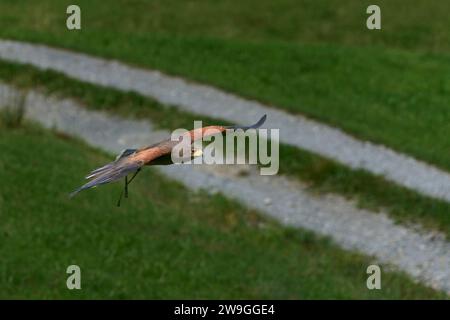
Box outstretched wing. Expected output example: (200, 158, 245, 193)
(70, 142, 173, 197)
(83, 148, 137, 180)
(70, 156, 144, 197)
(70, 116, 267, 197)
(226, 114, 267, 131)
(187, 114, 267, 141)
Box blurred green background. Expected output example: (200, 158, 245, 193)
(0, 0, 448, 299)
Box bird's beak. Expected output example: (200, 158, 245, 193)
(193, 148, 203, 157)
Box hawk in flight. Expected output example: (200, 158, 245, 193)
(70, 115, 266, 205)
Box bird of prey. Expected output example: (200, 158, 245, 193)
(70, 115, 266, 205)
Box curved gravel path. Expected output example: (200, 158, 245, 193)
(0, 40, 449, 203)
(1, 83, 449, 294)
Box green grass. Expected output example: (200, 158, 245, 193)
(0, 1, 450, 173)
(0, 119, 446, 299)
(2, 0, 450, 52)
(2, 60, 450, 238)
(0, 0, 448, 300)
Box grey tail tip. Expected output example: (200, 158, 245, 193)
(229, 114, 267, 130)
(255, 114, 267, 127)
(69, 185, 88, 198)
(69, 189, 81, 198)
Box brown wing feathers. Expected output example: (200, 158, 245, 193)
(70, 115, 266, 196)
(186, 114, 267, 142)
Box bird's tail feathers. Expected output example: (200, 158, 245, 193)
(70, 159, 143, 197)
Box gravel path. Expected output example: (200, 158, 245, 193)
(1, 83, 449, 294)
(0, 40, 449, 203)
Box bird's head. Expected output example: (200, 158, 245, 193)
(191, 147, 203, 158)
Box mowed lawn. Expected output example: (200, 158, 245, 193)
(3, 62, 450, 237)
(0, 120, 446, 299)
(0, 0, 450, 171)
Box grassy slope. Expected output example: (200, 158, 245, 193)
(2, 0, 450, 51)
(2, 61, 450, 237)
(0, 1, 449, 171)
(0, 120, 446, 299)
